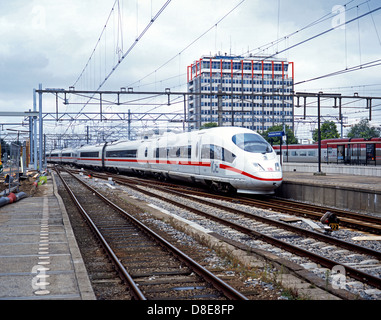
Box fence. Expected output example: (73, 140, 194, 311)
(1, 143, 21, 195)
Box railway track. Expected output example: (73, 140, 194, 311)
(73, 169, 381, 299)
(82, 169, 381, 235)
(55, 168, 248, 300)
(240, 197, 381, 235)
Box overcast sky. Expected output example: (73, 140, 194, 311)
(1, 0, 381, 140)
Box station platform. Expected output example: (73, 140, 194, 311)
(282, 162, 381, 177)
(0, 174, 95, 300)
(276, 169, 381, 215)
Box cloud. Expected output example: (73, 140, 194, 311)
(1, 0, 380, 131)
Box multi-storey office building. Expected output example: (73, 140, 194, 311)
(187, 55, 294, 131)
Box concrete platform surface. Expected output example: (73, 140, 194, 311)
(0, 175, 95, 300)
(282, 162, 381, 178)
(277, 171, 381, 214)
(283, 171, 381, 193)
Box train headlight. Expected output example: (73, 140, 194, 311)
(275, 163, 281, 171)
(253, 163, 265, 172)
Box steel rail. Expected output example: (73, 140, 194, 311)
(158, 186, 381, 260)
(78, 171, 381, 259)
(83, 170, 381, 235)
(55, 169, 147, 300)
(180, 188, 381, 234)
(166, 183, 381, 235)
(62, 169, 248, 300)
(111, 176, 381, 291)
(268, 198, 381, 229)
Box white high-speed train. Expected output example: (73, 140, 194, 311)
(47, 127, 283, 194)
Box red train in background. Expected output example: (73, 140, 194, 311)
(273, 137, 381, 165)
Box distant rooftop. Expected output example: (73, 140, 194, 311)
(200, 53, 287, 62)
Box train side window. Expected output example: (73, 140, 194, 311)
(145, 148, 148, 157)
(80, 152, 99, 158)
(179, 146, 192, 159)
(212, 145, 220, 160)
(224, 149, 236, 163)
(155, 147, 167, 159)
(201, 144, 218, 160)
(201, 144, 236, 163)
(308, 151, 316, 157)
(201, 145, 210, 159)
(168, 147, 180, 158)
(106, 150, 137, 158)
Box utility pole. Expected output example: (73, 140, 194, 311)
(295, 92, 344, 176)
(316, 92, 324, 175)
(33, 89, 38, 171)
(39, 83, 43, 172)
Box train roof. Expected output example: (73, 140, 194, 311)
(60, 147, 77, 153)
(115, 126, 261, 144)
(49, 149, 62, 154)
(196, 126, 259, 135)
(106, 139, 143, 149)
(76, 144, 104, 151)
(273, 137, 381, 149)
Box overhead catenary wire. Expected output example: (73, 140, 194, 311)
(55, 0, 381, 142)
(72, 0, 120, 88)
(367, 1, 381, 49)
(130, 0, 380, 95)
(64, 0, 172, 136)
(246, 0, 360, 58)
(294, 58, 381, 86)
(261, 5, 381, 62)
(127, 0, 246, 88)
(97, 0, 172, 92)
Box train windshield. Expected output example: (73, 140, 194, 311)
(232, 133, 273, 154)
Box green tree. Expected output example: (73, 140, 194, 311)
(199, 122, 218, 130)
(312, 121, 340, 142)
(346, 119, 381, 139)
(261, 125, 298, 145)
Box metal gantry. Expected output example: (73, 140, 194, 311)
(294, 91, 381, 174)
(1, 86, 380, 173)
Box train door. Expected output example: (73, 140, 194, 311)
(101, 142, 108, 170)
(140, 141, 151, 171)
(199, 134, 221, 178)
(194, 140, 200, 176)
(194, 132, 205, 176)
(184, 133, 194, 175)
(366, 143, 376, 165)
(353, 144, 360, 164)
(337, 145, 345, 164)
(345, 144, 351, 164)
(199, 135, 210, 176)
